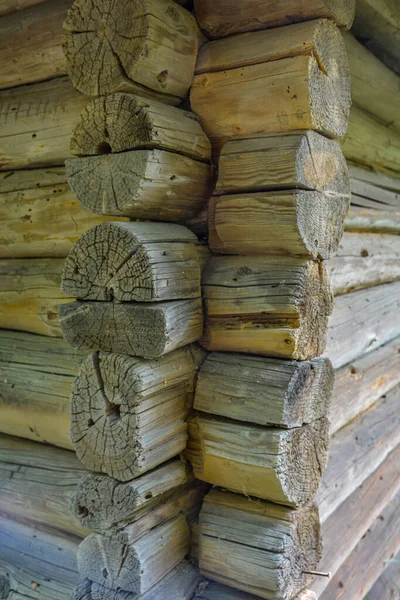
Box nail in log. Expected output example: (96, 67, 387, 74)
(62, 0, 200, 102)
(199, 490, 322, 600)
(191, 19, 351, 143)
(70, 348, 200, 480)
(202, 256, 333, 360)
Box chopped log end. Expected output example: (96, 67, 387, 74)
(70, 350, 197, 480)
(66, 151, 212, 221)
(199, 490, 322, 599)
(70, 93, 211, 161)
(186, 416, 330, 506)
(209, 191, 349, 260)
(77, 516, 190, 594)
(61, 221, 200, 302)
(62, 0, 199, 100)
(59, 298, 203, 359)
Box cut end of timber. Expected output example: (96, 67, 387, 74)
(62, 0, 199, 100)
(61, 221, 200, 302)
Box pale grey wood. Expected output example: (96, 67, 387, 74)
(349, 165, 400, 193)
(344, 205, 400, 234)
(195, 583, 317, 600)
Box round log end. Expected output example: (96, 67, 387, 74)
(325, 0, 355, 29)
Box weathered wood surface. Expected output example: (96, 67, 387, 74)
(328, 232, 400, 295)
(344, 33, 400, 134)
(349, 164, 400, 194)
(199, 490, 322, 600)
(60, 298, 203, 359)
(350, 179, 400, 212)
(320, 490, 400, 600)
(311, 445, 400, 596)
(325, 280, 400, 368)
(331, 336, 400, 434)
(63, 0, 200, 102)
(0, 168, 127, 259)
(78, 516, 189, 594)
(191, 20, 350, 142)
(0, 77, 88, 171)
(0, 0, 49, 16)
(202, 257, 333, 359)
(194, 353, 333, 427)
(215, 131, 350, 197)
(317, 384, 400, 522)
(0, 434, 87, 537)
(352, 0, 400, 76)
(0, 330, 84, 449)
(0, 517, 80, 598)
(73, 561, 200, 600)
(209, 191, 349, 259)
(344, 205, 400, 234)
(0, 0, 69, 91)
(70, 94, 211, 162)
(365, 548, 400, 600)
(187, 414, 329, 506)
(0, 258, 71, 336)
(193, 0, 355, 37)
(61, 222, 200, 302)
(342, 107, 400, 177)
(70, 348, 199, 480)
(194, 583, 318, 600)
(72, 461, 190, 533)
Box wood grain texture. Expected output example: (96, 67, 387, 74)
(60, 298, 203, 359)
(317, 384, 400, 522)
(0, 0, 49, 16)
(193, 0, 355, 37)
(350, 179, 400, 212)
(331, 336, 400, 434)
(0, 0, 69, 90)
(194, 353, 333, 427)
(70, 348, 199, 480)
(325, 280, 400, 368)
(78, 516, 190, 594)
(0, 258, 71, 336)
(311, 445, 400, 596)
(209, 191, 349, 259)
(344, 205, 400, 234)
(328, 232, 400, 295)
(0, 77, 88, 171)
(349, 164, 400, 193)
(199, 490, 322, 600)
(61, 222, 200, 302)
(0, 168, 127, 259)
(202, 256, 333, 360)
(194, 584, 318, 600)
(0, 330, 84, 449)
(62, 0, 200, 102)
(186, 414, 329, 506)
(0, 434, 88, 538)
(365, 548, 400, 600)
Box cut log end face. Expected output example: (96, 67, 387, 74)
(61, 221, 200, 302)
(62, 0, 199, 100)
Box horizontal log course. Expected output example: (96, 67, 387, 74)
(70, 347, 200, 480)
(0, 0, 48, 16)
(61, 222, 200, 302)
(320, 490, 400, 600)
(62, 0, 200, 102)
(344, 205, 400, 234)
(201, 256, 333, 359)
(352, 0, 400, 76)
(194, 353, 333, 427)
(59, 298, 203, 358)
(0, 517, 80, 598)
(78, 515, 190, 594)
(0, 258, 71, 337)
(350, 180, 400, 213)
(328, 232, 400, 295)
(349, 164, 400, 194)
(331, 336, 400, 434)
(0, 167, 128, 259)
(325, 280, 400, 368)
(209, 191, 349, 259)
(365, 548, 400, 600)
(215, 131, 350, 198)
(343, 33, 400, 134)
(0, 77, 88, 171)
(0, 0, 69, 91)
(199, 489, 322, 600)
(317, 383, 400, 522)
(0, 330, 84, 449)
(186, 414, 329, 506)
(194, 583, 318, 600)
(73, 561, 200, 600)
(311, 444, 400, 596)
(193, 0, 355, 37)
